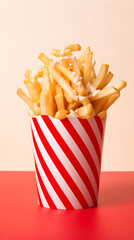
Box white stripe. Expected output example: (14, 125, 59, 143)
(68, 117, 100, 174)
(31, 119, 82, 209)
(38, 116, 94, 205)
(34, 145, 66, 209)
(87, 117, 102, 150)
(49, 116, 98, 198)
(35, 172, 49, 208)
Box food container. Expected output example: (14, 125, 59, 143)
(30, 115, 106, 209)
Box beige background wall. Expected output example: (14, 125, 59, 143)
(0, 0, 133, 171)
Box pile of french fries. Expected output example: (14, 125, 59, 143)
(17, 44, 127, 120)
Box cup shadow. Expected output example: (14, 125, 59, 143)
(98, 176, 134, 207)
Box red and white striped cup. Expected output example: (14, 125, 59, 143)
(30, 115, 106, 210)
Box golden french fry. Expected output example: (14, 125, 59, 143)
(49, 65, 77, 101)
(67, 101, 82, 113)
(71, 59, 81, 76)
(102, 91, 120, 111)
(55, 63, 87, 96)
(55, 85, 63, 95)
(67, 110, 79, 117)
(91, 68, 96, 80)
(55, 94, 65, 110)
(97, 111, 107, 120)
(91, 64, 109, 89)
(90, 86, 117, 102)
(33, 103, 41, 115)
(79, 62, 96, 81)
(51, 49, 72, 57)
(76, 103, 95, 119)
(99, 71, 114, 89)
(38, 53, 50, 65)
(83, 53, 93, 86)
(113, 80, 127, 91)
(40, 90, 53, 116)
(92, 97, 107, 114)
(71, 82, 87, 96)
(79, 96, 90, 106)
(65, 44, 81, 51)
(24, 69, 31, 79)
(38, 67, 46, 77)
(16, 88, 34, 109)
(93, 90, 120, 114)
(64, 92, 74, 103)
(55, 110, 67, 119)
(56, 63, 76, 82)
(28, 108, 37, 117)
(34, 78, 42, 93)
(24, 79, 40, 102)
(78, 47, 91, 64)
(43, 67, 54, 115)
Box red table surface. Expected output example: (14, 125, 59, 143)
(0, 172, 134, 240)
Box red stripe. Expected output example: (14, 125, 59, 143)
(61, 118, 99, 188)
(32, 118, 89, 209)
(78, 118, 101, 164)
(42, 116, 97, 206)
(35, 162, 57, 209)
(94, 116, 103, 138)
(32, 130, 74, 209)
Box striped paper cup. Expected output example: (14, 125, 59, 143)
(30, 115, 106, 210)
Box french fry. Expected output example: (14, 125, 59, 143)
(79, 61, 96, 80)
(55, 63, 87, 96)
(49, 65, 77, 101)
(93, 90, 120, 114)
(40, 90, 53, 116)
(83, 53, 93, 86)
(91, 64, 109, 89)
(101, 91, 120, 111)
(99, 71, 114, 89)
(71, 59, 81, 76)
(34, 78, 42, 93)
(38, 67, 46, 77)
(28, 108, 37, 117)
(78, 47, 91, 64)
(91, 68, 96, 80)
(65, 44, 81, 51)
(55, 85, 63, 95)
(56, 63, 76, 82)
(67, 101, 82, 113)
(33, 103, 41, 115)
(71, 82, 87, 96)
(55, 110, 67, 119)
(16, 88, 34, 109)
(64, 91, 74, 103)
(24, 78, 40, 102)
(55, 94, 65, 110)
(17, 44, 127, 120)
(90, 87, 117, 102)
(38, 52, 50, 65)
(79, 96, 90, 106)
(92, 97, 107, 114)
(97, 111, 107, 120)
(76, 103, 94, 119)
(24, 69, 31, 79)
(43, 67, 54, 116)
(113, 80, 127, 91)
(51, 49, 72, 57)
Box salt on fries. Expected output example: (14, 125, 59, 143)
(17, 44, 127, 120)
